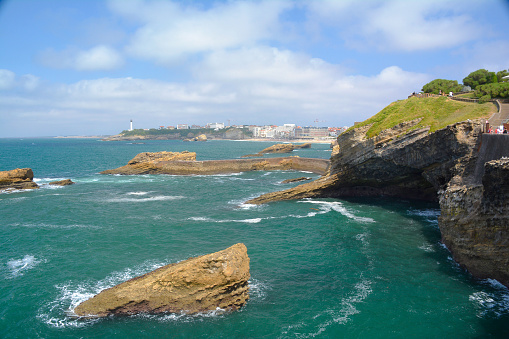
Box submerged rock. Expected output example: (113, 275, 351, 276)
(49, 179, 74, 186)
(0, 168, 38, 191)
(73, 243, 250, 318)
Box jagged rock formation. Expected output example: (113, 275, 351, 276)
(242, 143, 311, 157)
(73, 243, 250, 318)
(101, 151, 329, 175)
(281, 177, 311, 184)
(0, 168, 39, 191)
(49, 179, 74, 186)
(248, 118, 478, 204)
(101, 151, 197, 175)
(246, 119, 509, 287)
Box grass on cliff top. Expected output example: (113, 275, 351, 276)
(354, 96, 496, 138)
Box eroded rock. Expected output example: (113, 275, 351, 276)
(73, 243, 250, 318)
(0, 168, 38, 191)
(242, 143, 311, 157)
(49, 179, 74, 186)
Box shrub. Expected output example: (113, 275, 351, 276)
(478, 95, 491, 104)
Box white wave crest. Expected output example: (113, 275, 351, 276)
(6, 255, 43, 278)
(105, 195, 184, 203)
(299, 200, 375, 223)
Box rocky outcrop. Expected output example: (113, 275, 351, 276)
(0, 168, 38, 191)
(248, 119, 479, 204)
(101, 151, 330, 175)
(49, 179, 74, 186)
(184, 134, 207, 142)
(281, 177, 311, 184)
(242, 143, 311, 157)
(439, 158, 509, 287)
(73, 243, 250, 318)
(101, 151, 197, 175)
(246, 119, 509, 287)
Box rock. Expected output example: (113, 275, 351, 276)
(281, 177, 311, 184)
(101, 152, 330, 176)
(242, 143, 311, 157)
(196, 134, 207, 142)
(49, 179, 74, 186)
(0, 168, 39, 191)
(73, 243, 250, 318)
(246, 119, 509, 287)
(101, 151, 197, 175)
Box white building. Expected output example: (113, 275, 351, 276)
(207, 122, 225, 129)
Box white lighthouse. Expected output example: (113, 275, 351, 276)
(129, 119, 133, 131)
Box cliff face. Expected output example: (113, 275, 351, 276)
(247, 119, 509, 287)
(439, 159, 509, 286)
(248, 119, 480, 204)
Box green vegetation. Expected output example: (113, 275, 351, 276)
(353, 96, 496, 138)
(421, 79, 462, 94)
(475, 82, 509, 99)
(463, 69, 497, 89)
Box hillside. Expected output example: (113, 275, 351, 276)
(353, 96, 496, 138)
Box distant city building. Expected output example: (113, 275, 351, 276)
(177, 124, 189, 130)
(294, 127, 329, 138)
(207, 122, 225, 129)
(191, 124, 203, 129)
(129, 119, 133, 131)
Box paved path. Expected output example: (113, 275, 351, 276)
(488, 101, 509, 127)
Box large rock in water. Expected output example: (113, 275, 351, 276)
(73, 243, 250, 318)
(101, 151, 197, 175)
(0, 168, 39, 191)
(242, 143, 311, 157)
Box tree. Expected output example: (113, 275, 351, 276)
(421, 79, 463, 94)
(475, 82, 509, 99)
(497, 69, 509, 82)
(463, 69, 496, 89)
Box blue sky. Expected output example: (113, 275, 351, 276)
(1, 0, 508, 137)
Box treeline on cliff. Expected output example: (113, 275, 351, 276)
(422, 68, 509, 101)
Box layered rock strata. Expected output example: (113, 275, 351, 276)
(242, 143, 311, 157)
(0, 168, 39, 191)
(101, 152, 329, 175)
(73, 243, 250, 318)
(246, 119, 509, 287)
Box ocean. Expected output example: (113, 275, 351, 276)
(1, 138, 508, 338)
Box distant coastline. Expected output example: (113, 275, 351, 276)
(53, 135, 335, 144)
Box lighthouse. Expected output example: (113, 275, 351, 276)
(129, 119, 133, 131)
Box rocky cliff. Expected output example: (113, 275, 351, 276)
(0, 168, 39, 191)
(247, 119, 509, 287)
(73, 243, 250, 317)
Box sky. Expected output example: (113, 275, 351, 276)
(0, 0, 508, 137)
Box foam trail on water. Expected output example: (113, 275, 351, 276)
(6, 255, 43, 278)
(299, 200, 375, 223)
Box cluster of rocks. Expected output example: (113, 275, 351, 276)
(0, 168, 39, 191)
(184, 134, 207, 142)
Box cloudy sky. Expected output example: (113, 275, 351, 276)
(1, 0, 508, 137)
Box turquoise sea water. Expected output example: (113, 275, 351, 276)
(1, 138, 508, 338)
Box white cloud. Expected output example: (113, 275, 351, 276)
(108, 0, 291, 63)
(307, 0, 484, 52)
(38, 45, 124, 71)
(0, 69, 16, 90)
